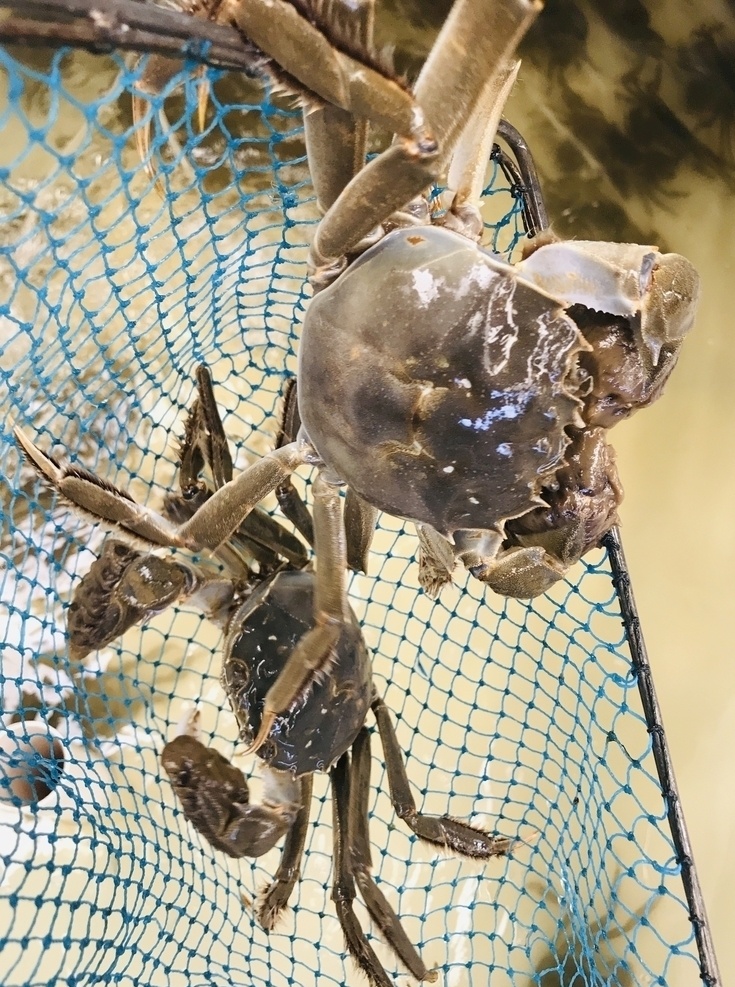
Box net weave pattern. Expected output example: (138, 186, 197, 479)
(0, 45, 702, 987)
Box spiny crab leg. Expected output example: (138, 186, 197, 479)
(174, 443, 307, 551)
(14, 425, 186, 547)
(133, 55, 208, 193)
(343, 489, 378, 575)
(342, 728, 437, 983)
(13, 424, 307, 555)
(131, 0, 225, 192)
(309, 0, 542, 275)
(134, 0, 435, 198)
(330, 751, 438, 986)
(197, 67, 210, 132)
(257, 774, 314, 929)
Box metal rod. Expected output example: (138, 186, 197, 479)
(603, 527, 722, 987)
(496, 117, 550, 235)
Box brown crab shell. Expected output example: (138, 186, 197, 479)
(300, 226, 590, 537)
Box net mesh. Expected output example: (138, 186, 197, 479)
(0, 43, 706, 987)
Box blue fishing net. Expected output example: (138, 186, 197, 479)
(0, 40, 716, 987)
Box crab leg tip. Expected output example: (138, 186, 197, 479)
(196, 70, 210, 134)
(520, 827, 541, 848)
(13, 425, 59, 481)
(132, 96, 166, 196)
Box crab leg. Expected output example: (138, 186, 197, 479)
(132, 55, 203, 190)
(242, 472, 348, 753)
(343, 489, 378, 575)
(180, 363, 234, 490)
(132, 0, 227, 187)
(310, 0, 542, 272)
(372, 695, 515, 859)
(347, 727, 437, 982)
(443, 59, 521, 239)
(304, 0, 373, 216)
(305, 104, 369, 216)
(14, 425, 187, 547)
(258, 775, 314, 931)
(416, 524, 456, 598)
(270, 382, 372, 576)
(258, 774, 314, 930)
(231, 0, 434, 151)
(330, 752, 427, 987)
(274, 378, 315, 548)
(175, 442, 306, 550)
(14, 381, 308, 565)
(171, 365, 309, 567)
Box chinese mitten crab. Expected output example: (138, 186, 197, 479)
(17, 367, 516, 987)
(15, 0, 700, 750)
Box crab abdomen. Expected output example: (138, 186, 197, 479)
(300, 226, 588, 536)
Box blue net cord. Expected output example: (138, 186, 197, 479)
(0, 40, 716, 987)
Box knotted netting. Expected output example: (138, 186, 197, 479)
(0, 26, 720, 987)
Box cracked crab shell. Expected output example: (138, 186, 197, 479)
(299, 226, 589, 536)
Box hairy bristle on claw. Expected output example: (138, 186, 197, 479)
(256, 885, 291, 931)
(177, 403, 199, 465)
(226, 26, 324, 110)
(64, 466, 137, 502)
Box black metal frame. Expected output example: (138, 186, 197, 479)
(0, 2, 721, 983)
(604, 529, 721, 987)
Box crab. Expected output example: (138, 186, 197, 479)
(17, 366, 516, 987)
(15, 0, 700, 755)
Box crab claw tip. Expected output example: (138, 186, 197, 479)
(132, 94, 166, 198)
(242, 712, 276, 756)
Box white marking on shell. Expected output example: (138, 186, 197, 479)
(483, 277, 519, 376)
(459, 402, 520, 432)
(443, 465, 455, 473)
(454, 378, 471, 389)
(497, 443, 513, 457)
(467, 310, 485, 337)
(412, 268, 441, 307)
(457, 261, 495, 298)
